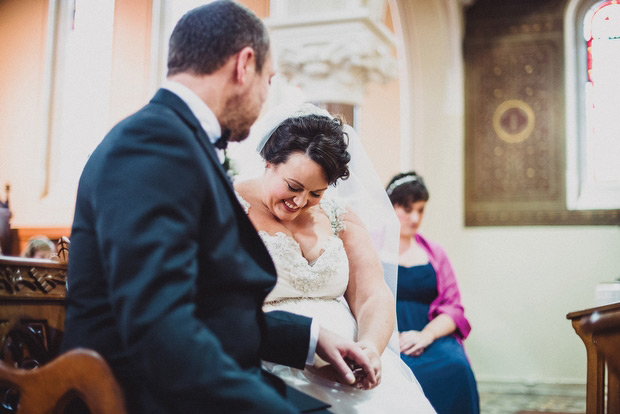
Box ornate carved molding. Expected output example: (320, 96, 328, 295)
(268, 15, 397, 105)
(0, 256, 66, 298)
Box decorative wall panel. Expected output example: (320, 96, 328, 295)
(464, 0, 620, 225)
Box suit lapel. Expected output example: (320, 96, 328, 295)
(148, 89, 271, 265)
(149, 89, 229, 184)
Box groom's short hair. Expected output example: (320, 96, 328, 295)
(167, 0, 270, 77)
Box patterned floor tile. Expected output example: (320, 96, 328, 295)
(480, 392, 586, 414)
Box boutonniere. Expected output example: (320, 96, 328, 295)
(221, 150, 238, 181)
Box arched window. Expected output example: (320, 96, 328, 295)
(566, 0, 620, 209)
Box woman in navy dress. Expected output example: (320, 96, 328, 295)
(387, 172, 480, 414)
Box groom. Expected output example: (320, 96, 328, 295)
(61, 1, 374, 413)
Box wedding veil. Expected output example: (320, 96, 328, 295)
(229, 102, 401, 351)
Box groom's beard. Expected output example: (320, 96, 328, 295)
(220, 91, 260, 143)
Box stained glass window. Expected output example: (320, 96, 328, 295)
(566, 0, 620, 210)
(584, 1, 620, 185)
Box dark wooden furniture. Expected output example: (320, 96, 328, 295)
(0, 255, 127, 413)
(567, 302, 620, 414)
(0, 348, 127, 414)
(0, 255, 67, 368)
(7, 227, 72, 257)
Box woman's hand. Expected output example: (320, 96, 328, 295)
(355, 341, 382, 390)
(315, 327, 377, 387)
(399, 330, 435, 356)
(310, 336, 382, 390)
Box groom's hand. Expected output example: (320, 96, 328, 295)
(315, 327, 377, 387)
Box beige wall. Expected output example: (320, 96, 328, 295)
(109, 0, 153, 127)
(0, 0, 51, 225)
(359, 79, 401, 186)
(0, 0, 152, 228)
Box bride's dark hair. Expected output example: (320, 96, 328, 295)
(260, 114, 351, 185)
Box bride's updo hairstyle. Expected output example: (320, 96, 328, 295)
(260, 114, 351, 186)
(386, 171, 429, 207)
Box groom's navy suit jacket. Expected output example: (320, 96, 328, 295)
(62, 89, 312, 413)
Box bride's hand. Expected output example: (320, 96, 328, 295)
(355, 341, 382, 390)
(315, 327, 376, 387)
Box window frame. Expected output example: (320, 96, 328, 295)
(565, 0, 620, 210)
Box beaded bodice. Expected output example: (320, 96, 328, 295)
(236, 193, 349, 302)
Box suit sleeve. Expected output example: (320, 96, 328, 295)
(262, 311, 312, 368)
(94, 115, 299, 413)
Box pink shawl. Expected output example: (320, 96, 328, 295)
(414, 233, 472, 342)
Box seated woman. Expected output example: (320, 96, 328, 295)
(234, 105, 435, 413)
(386, 172, 480, 414)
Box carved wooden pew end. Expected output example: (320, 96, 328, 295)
(0, 348, 127, 414)
(567, 302, 620, 414)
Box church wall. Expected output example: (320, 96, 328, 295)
(392, 0, 620, 387)
(359, 79, 402, 186)
(0, 0, 52, 227)
(0, 0, 151, 229)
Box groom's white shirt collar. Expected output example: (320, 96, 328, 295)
(161, 80, 221, 145)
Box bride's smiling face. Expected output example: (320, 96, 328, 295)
(263, 152, 329, 221)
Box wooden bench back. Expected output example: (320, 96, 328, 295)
(0, 255, 67, 367)
(1, 254, 126, 413)
(0, 348, 127, 414)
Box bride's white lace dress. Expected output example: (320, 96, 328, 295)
(239, 194, 436, 414)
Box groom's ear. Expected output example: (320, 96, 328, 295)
(234, 46, 256, 84)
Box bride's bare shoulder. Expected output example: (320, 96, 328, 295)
(234, 178, 260, 198)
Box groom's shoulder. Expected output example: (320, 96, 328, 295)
(105, 100, 190, 144)
(109, 89, 188, 129)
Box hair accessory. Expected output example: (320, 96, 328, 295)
(386, 175, 418, 195)
(253, 103, 332, 153)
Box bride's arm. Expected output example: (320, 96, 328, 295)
(341, 207, 396, 383)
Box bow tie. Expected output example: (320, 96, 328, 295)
(214, 130, 230, 150)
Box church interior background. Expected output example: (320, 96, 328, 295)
(2, 0, 620, 412)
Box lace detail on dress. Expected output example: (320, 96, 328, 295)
(259, 231, 347, 295)
(320, 197, 346, 235)
(234, 191, 250, 214)
(264, 296, 340, 306)
(234, 191, 349, 298)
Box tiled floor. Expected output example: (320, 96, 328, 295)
(480, 391, 586, 414)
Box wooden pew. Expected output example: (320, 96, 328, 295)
(0, 348, 127, 414)
(0, 252, 126, 413)
(567, 302, 620, 414)
(9, 228, 72, 257)
(0, 255, 67, 367)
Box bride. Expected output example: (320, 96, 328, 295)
(232, 104, 436, 413)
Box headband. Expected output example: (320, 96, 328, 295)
(254, 103, 332, 153)
(386, 175, 418, 195)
